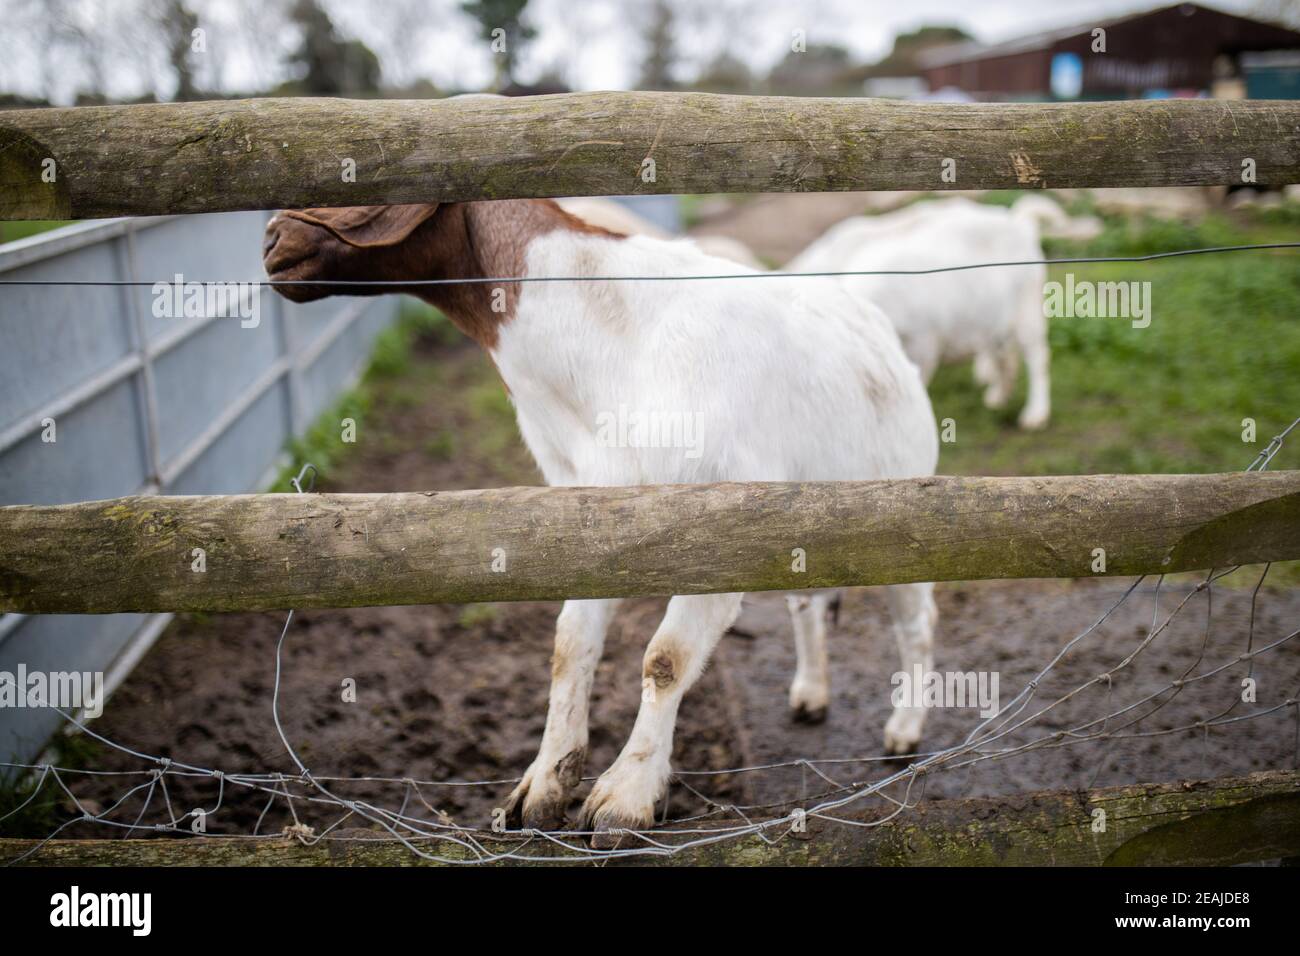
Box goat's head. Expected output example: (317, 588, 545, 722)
(262, 203, 444, 303)
(263, 198, 621, 348)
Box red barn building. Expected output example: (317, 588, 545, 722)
(918, 3, 1300, 100)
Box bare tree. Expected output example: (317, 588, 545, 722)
(154, 0, 202, 100)
(637, 0, 677, 90)
(226, 0, 294, 94)
(286, 0, 381, 94)
(355, 0, 444, 90)
(461, 0, 536, 90)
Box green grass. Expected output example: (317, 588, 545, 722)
(269, 387, 372, 493)
(0, 731, 108, 838)
(269, 300, 456, 492)
(928, 201, 1300, 585)
(464, 374, 522, 458)
(678, 194, 711, 230)
(456, 604, 500, 628)
(0, 220, 73, 245)
(930, 205, 1300, 477)
(423, 430, 457, 461)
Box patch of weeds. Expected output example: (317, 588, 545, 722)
(464, 377, 522, 457)
(270, 301, 460, 490)
(271, 388, 371, 492)
(424, 430, 457, 462)
(0, 731, 108, 838)
(456, 604, 499, 628)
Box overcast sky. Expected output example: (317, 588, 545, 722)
(0, 0, 1283, 103)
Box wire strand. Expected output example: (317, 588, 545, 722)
(0, 241, 1297, 287)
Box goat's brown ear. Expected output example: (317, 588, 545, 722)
(279, 204, 440, 248)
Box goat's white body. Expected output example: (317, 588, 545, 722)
(499, 234, 936, 488)
(787, 197, 1052, 428)
(495, 229, 939, 834)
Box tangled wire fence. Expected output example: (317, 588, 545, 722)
(3, 407, 1296, 864)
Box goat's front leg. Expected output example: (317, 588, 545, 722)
(787, 591, 834, 723)
(580, 593, 743, 847)
(502, 598, 621, 829)
(883, 582, 937, 755)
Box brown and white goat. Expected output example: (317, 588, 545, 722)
(263, 199, 939, 844)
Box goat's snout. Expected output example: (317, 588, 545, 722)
(262, 214, 315, 281)
(262, 217, 282, 259)
(261, 214, 332, 303)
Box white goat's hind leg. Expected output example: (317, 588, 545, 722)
(1017, 331, 1051, 429)
(581, 593, 743, 846)
(503, 598, 621, 829)
(979, 342, 1019, 410)
(787, 592, 831, 723)
(1016, 296, 1052, 430)
(972, 349, 999, 389)
(882, 582, 937, 756)
(905, 335, 941, 386)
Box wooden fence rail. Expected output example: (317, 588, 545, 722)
(4, 770, 1296, 866)
(2, 471, 1297, 614)
(3, 93, 1300, 219)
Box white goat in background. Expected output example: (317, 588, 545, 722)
(264, 196, 939, 844)
(787, 196, 1066, 430)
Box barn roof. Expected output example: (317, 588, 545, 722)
(917, 2, 1300, 70)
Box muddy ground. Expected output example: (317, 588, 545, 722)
(30, 333, 1300, 840)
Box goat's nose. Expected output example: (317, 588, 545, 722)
(262, 222, 281, 258)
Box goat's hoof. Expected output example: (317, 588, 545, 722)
(502, 795, 567, 832)
(1017, 409, 1049, 430)
(579, 781, 656, 849)
(589, 824, 637, 850)
(502, 771, 570, 831)
(789, 681, 829, 724)
(883, 713, 923, 758)
(791, 701, 828, 724)
(883, 745, 920, 764)
(500, 783, 528, 829)
(883, 736, 921, 759)
(583, 805, 653, 850)
(522, 798, 568, 831)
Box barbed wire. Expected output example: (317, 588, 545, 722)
(3, 418, 1298, 865)
(0, 241, 1297, 288)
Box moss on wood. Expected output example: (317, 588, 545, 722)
(1, 473, 1298, 614)
(1, 94, 1298, 219)
(3, 770, 1295, 866)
